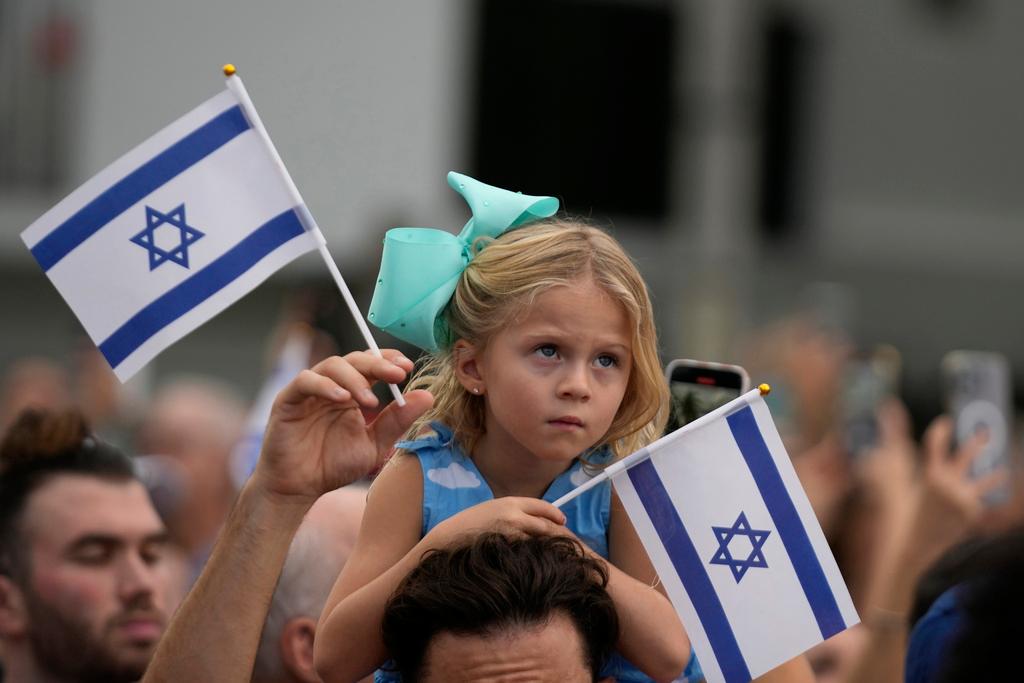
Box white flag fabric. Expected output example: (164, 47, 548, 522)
(611, 390, 858, 683)
(21, 87, 320, 381)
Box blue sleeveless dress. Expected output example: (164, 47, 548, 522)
(375, 423, 703, 683)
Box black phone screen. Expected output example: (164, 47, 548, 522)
(666, 367, 745, 434)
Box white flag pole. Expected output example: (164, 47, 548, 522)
(551, 385, 771, 508)
(223, 65, 405, 406)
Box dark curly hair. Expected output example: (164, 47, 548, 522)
(381, 532, 619, 682)
(0, 409, 135, 579)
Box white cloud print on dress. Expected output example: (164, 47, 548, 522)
(426, 462, 482, 490)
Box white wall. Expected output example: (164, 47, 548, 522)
(2, 0, 1022, 407)
(3, 0, 471, 272)
(806, 0, 1024, 274)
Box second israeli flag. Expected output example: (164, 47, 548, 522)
(612, 390, 858, 683)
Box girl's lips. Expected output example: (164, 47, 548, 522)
(549, 417, 584, 429)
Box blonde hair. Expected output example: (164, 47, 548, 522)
(406, 219, 668, 460)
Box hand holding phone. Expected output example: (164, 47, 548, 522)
(942, 350, 1013, 505)
(842, 345, 902, 458)
(664, 359, 751, 434)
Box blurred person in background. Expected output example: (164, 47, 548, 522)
(72, 345, 147, 450)
(0, 409, 178, 683)
(741, 314, 855, 544)
(0, 358, 71, 436)
(904, 525, 1024, 682)
(252, 486, 367, 683)
(136, 377, 244, 579)
(803, 404, 1002, 683)
(738, 305, 1024, 682)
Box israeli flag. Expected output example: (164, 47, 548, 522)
(21, 86, 320, 381)
(611, 390, 858, 683)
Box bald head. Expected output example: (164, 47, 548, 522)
(137, 378, 245, 552)
(141, 378, 245, 458)
(253, 486, 367, 683)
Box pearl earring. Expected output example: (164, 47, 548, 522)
(472, 387, 480, 394)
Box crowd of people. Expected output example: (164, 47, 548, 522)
(1, 175, 1021, 683)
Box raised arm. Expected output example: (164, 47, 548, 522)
(607, 490, 692, 683)
(142, 351, 432, 683)
(842, 416, 995, 683)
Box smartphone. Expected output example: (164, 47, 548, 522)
(842, 345, 902, 458)
(941, 350, 1013, 505)
(665, 359, 751, 434)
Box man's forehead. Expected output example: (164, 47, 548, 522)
(22, 474, 164, 545)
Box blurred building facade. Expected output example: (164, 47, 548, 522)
(1, 0, 1021, 418)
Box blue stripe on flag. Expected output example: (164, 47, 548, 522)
(98, 209, 304, 369)
(31, 106, 250, 271)
(727, 405, 846, 639)
(627, 458, 752, 683)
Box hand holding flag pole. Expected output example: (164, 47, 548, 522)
(223, 64, 405, 407)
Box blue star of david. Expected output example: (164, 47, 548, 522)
(709, 511, 771, 583)
(130, 204, 204, 270)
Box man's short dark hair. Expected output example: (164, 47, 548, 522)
(381, 532, 619, 682)
(0, 409, 136, 578)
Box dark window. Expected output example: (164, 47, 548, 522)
(472, 0, 676, 223)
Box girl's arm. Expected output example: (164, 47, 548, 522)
(314, 458, 569, 683)
(314, 454, 425, 682)
(607, 490, 692, 683)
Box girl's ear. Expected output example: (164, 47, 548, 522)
(453, 339, 484, 390)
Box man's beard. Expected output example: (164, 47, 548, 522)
(22, 587, 159, 683)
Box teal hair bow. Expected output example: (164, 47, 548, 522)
(368, 172, 559, 351)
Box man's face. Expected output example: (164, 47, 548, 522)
(421, 612, 594, 683)
(18, 475, 172, 682)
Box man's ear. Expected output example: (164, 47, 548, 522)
(280, 616, 319, 683)
(453, 339, 485, 392)
(0, 573, 29, 637)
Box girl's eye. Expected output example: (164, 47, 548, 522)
(535, 344, 558, 359)
(595, 354, 618, 369)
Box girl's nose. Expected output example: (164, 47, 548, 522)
(557, 363, 591, 401)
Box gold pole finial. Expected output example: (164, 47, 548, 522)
(222, 64, 237, 77)
(758, 383, 771, 396)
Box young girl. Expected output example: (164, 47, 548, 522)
(315, 173, 698, 683)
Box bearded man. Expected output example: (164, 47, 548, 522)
(0, 409, 175, 683)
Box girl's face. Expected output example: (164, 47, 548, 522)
(458, 278, 633, 464)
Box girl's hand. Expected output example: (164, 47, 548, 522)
(425, 497, 568, 550)
(253, 350, 433, 505)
